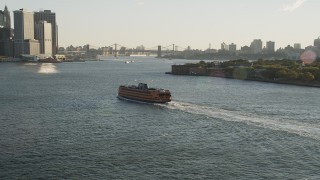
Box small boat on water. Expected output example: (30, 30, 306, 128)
(125, 60, 134, 64)
(118, 83, 172, 103)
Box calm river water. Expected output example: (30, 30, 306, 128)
(0, 57, 320, 179)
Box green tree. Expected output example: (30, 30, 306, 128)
(299, 72, 315, 82)
(276, 69, 288, 79)
(302, 67, 320, 79)
(233, 67, 252, 80)
(286, 70, 298, 80)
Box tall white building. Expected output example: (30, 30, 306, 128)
(250, 39, 263, 54)
(14, 9, 39, 57)
(35, 21, 52, 55)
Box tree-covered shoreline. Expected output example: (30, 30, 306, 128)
(171, 59, 320, 87)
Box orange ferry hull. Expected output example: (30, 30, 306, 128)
(118, 85, 171, 104)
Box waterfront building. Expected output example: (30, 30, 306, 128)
(229, 43, 237, 53)
(0, 28, 14, 57)
(34, 10, 58, 55)
(250, 39, 263, 54)
(294, 43, 301, 50)
(24, 39, 40, 55)
(221, 42, 228, 51)
(266, 41, 275, 53)
(35, 21, 52, 55)
(14, 9, 40, 57)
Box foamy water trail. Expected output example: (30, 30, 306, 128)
(159, 101, 320, 140)
(38, 63, 58, 74)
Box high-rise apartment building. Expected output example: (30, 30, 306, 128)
(266, 41, 275, 53)
(14, 9, 40, 57)
(35, 21, 52, 55)
(34, 10, 58, 55)
(250, 39, 263, 54)
(229, 43, 237, 53)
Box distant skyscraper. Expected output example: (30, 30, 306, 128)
(250, 39, 263, 54)
(3, 6, 10, 28)
(266, 41, 275, 53)
(221, 42, 228, 51)
(294, 43, 301, 50)
(35, 21, 52, 55)
(229, 43, 237, 53)
(14, 9, 35, 41)
(0, 10, 4, 27)
(314, 37, 320, 49)
(0, 6, 11, 28)
(34, 10, 58, 55)
(14, 9, 40, 57)
(0, 6, 13, 57)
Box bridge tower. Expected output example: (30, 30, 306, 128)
(114, 43, 118, 58)
(157, 45, 161, 58)
(173, 44, 175, 56)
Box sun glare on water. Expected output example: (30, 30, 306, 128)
(38, 63, 58, 74)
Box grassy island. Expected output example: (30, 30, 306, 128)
(170, 59, 320, 87)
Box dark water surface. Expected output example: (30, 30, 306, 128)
(1, 58, 320, 179)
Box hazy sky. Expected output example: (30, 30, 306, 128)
(1, 0, 319, 50)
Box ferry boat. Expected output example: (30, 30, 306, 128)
(118, 83, 171, 103)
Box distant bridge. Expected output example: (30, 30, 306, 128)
(84, 43, 188, 57)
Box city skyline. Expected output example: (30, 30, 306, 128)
(1, 0, 320, 50)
